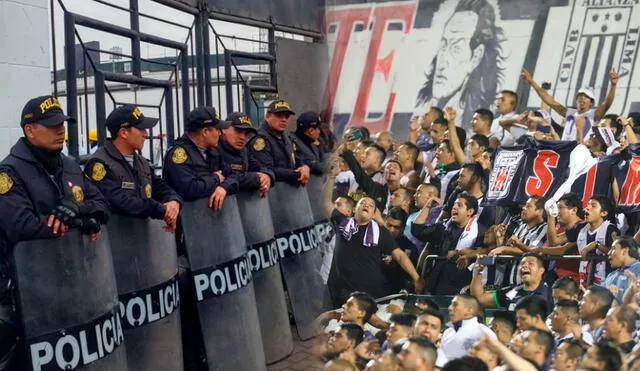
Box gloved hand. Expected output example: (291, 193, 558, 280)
(51, 199, 79, 224)
(544, 199, 559, 218)
(78, 218, 101, 235)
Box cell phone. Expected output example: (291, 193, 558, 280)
(348, 128, 363, 142)
(536, 124, 551, 134)
(541, 82, 552, 90)
(480, 256, 496, 266)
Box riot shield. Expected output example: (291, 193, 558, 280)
(13, 229, 128, 371)
(107, 215, 183, 370)
(237, 192, 293, 363)
(269, 182, 326, 340)
(180, 196, 266, 371)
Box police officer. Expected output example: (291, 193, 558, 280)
(0, 95, 109, 368)
(247, 100, 311, 186)
(163, 106, 238, 210)
(291, 111, 328, 175)
(218, 112, 274, 196)
(84, 105, 182, 231)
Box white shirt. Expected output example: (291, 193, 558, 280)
(562, 109, 594, 141)
(335, 170, 359, 194)
(441, 317, 496, 361)
(490, 112, 518, 146)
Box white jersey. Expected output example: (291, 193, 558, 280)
(562, 109, 594, 141)
(441, 317, 496, 361)
(490, 112, 517, 146)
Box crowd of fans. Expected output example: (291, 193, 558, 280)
(313, 68, 640, 371)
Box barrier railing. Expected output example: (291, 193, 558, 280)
(421, 254, 608, 288)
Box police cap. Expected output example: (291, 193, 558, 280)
(21, 95, 75, 127)
(187, 106, 230, 131)
(296, 111, 321, 131)
(267, 100, 295, 115)
(226, 112, 257, 134)
(106, 105, 158, 132)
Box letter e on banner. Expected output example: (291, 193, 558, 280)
(526, 150, 560, 196)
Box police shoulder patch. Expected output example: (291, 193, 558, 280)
(91, 162, 107, 181)
(0, 172, 13, 195)
(172, 147, 188, 164)
(71, 185, 84, 202)
(144, 184, 152, 198)
(253, 137, 266, 151)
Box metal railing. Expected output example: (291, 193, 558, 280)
(421, 254, 608, 288)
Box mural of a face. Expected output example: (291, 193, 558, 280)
(433, 11, 480, 100)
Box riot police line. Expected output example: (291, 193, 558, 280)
(13, 178, 332, 371)
(0, 96, 332, 370)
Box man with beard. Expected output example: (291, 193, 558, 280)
(414, 0, 504, 132)
(218, 112, 273, 195)
(327, 197, 423, 307)
(412, 192, 483, 295)
(521, 68, 618, 143)
(472, 253, 552, 312)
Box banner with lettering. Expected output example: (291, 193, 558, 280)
(485, 139, 593, 206)
(616, 143, 640, 213)
(324, 0, 640, 138)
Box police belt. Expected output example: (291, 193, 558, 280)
(247, 220, 334, 273)
(118, 273, 180, 329)
(27, 305, 123, 371)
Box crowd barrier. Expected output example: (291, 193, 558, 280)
(421, 254, 608, 288)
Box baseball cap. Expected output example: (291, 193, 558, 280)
(186, 106, 230, 131)
(21, 95, 75, 127)
(226, 112, 256, 134)
(577, 87, 596, 102)
(106, 105, 158, 132)
(267, 100, 295, 115)
(296, 111, 321, 131)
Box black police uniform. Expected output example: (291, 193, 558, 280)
(246, 100, 305, 186)
(163, 107, 238, 201)
(218, 112, 274, 192)
(291, 111, 328, 175)
(85, 106, 182, 218)
(0, 96, 109, 366)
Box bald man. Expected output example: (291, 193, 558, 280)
(375, 131, 395, 166)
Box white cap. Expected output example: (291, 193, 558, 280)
(577, 87, 596, 101)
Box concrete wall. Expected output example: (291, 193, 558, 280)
(0, 0, 51, 158)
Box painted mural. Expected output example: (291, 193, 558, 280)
(323, 0, 640, 137)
